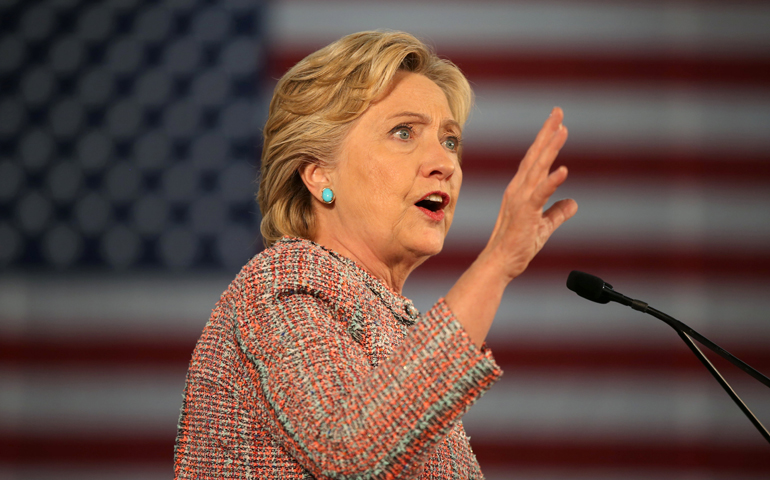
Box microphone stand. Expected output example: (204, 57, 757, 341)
(675, 329, 770, 444)
(566, 271, 770, 444)
(642, 305, 770, 444)
(637, 304, 770, 389)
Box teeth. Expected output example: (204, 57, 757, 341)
(425, 194, 443, 203)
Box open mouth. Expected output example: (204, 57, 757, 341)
(414, 192, 449, 212)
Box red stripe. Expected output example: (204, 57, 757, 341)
(462, 149, 770, 183)
(452, 52, 770, 86)
(0, 335, 197, 368)
(268, 49, 770, 86)
(472, 438, 770, 472)
(3, 432, 767, 472)
(488, 341, 770, 376)
(0, 432, 171, 466)
(423, 248, 770, 277)
(3, 337, 768, 375)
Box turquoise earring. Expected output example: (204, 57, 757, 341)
(321, 187, 335, 204)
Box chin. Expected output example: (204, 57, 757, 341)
(408, 232, 446, 259)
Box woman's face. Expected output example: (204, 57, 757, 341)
(327, 71, 463, 267)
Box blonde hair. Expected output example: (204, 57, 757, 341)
(257, 30, 473, 247)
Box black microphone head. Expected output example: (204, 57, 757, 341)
(567, 270, 611, 304)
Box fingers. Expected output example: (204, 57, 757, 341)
(485, 108, 575, 280)
(530, 156, 569, 208)
(526, 107, 564, 161)
(542, 197, 579, 234)
(523, 124, 568, 192)
(517, 107, 564, 175)
(514, 109, 567, 195)
(508, 123, 567, 205)
(524, 126, 568, 200)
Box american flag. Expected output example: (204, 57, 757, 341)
(1, 1, 769, 479)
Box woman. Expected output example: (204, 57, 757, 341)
(174, 31, 577, 479)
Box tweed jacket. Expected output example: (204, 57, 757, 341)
(174, 237, 503, 479)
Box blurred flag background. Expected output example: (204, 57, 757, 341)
(1, 1, 769, 478)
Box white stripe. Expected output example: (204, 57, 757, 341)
(269, 1, 770, 54)
(0, 274, 231, 336)
(258, 81, 770, 151)
(465, 84, 770, 150)
(2, 365, 764, 442)
(463, 373, 770, 442)
(0, 366, 184, 435)
(4, 273, 770, 344)
(447, 177, 770, 249)
(405, 273, 770, 343)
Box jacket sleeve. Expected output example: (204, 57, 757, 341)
(235, 287, 502, 479)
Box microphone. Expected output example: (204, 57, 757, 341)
(566, 270, 648, 311)
(566, 269, 770, 444)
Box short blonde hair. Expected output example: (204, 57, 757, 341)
(257, 30, 473, 247)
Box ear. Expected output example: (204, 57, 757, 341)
(299, 162, 332, 203)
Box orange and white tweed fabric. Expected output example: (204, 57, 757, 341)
(174, 237, 502, 479)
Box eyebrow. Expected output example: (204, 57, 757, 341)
(387, 111, 462, 133)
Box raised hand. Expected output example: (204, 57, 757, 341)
(482, 106, 578, 281)
(445, 107, 577, 348)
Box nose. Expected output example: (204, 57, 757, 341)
(419, 140, 456, 180)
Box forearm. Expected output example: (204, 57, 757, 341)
(444, 248, 510, 349)
(446, 109, 576, 349)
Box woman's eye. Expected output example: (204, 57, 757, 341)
(444, 137, 459, 151)
(394, 128, 411, 140)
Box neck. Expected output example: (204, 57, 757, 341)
(311, 232, 425, 294)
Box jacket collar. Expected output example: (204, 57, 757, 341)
(280, 237, 420, 326)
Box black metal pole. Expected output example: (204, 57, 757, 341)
(645, 306, 770, 389)
(674, 329, 770, 444)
